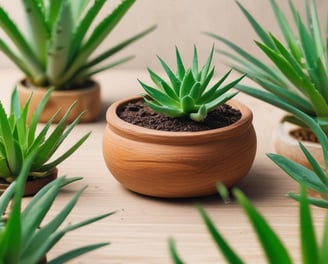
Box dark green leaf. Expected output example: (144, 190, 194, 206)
(268, 153, 328, 195)
(234, 189, 292, 264)
(198, 205, 244, 264)
(169, 239, 185, 264)
(299, 186, 319, 264)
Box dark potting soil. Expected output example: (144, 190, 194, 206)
(117, 100, 242, 132)
(290, 128, 319, 143)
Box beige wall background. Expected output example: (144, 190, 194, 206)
(0, 0, 327, 72)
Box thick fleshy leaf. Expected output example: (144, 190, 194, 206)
(22, 0, 49, 66)
(189, 105, 208, 122)
(198, 205, 244, 264)
(175, 47, 185, 80)
(47, 243, 110, 264)
(320, 213, 328, 262)
(191, 46, 199, 80)
(157, 55, 179, 93)
(299, 186, 319, 264)
(234, 189, 292, 264)
(268, 153, 328, 195)
(62, 0, 136, 85)
(139, 80, 179, 108)
(47, 0, 74, 84)
(168, 239, 185, 264)
(143, 97, 184, 118)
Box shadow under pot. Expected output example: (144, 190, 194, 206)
(0, 168, 58, 197)
(102, 96, 257, 198)
(17, 79, 101, 123)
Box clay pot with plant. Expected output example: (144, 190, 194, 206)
(102, 46, 257, 198)
(0, 87, 89, 196)
(208, 0, 327, 169)
(0, 153, 114, 264)
(0, 0, 155, 123)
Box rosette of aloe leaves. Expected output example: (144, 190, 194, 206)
(0, 87, 89, 184)
(138, 46, 245, 122)
(170, 184, 328, 264)
(207, 0, 328, 135)
(0, 153, 114, 264)
(0, 0, 155, 90)
(207, 0, 328, 208)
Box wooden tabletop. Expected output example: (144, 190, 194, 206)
(1, 69, 326, 263)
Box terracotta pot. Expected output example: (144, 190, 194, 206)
(273, 123, 324, 169)
(0, 168, 58, 197)
(38, 256, 47, 264)
(102, 96, 257, 198)
(17, 79, 101, 123)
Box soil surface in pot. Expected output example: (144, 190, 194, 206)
(290, 128, 319, 143)
(118, 100, 241, 132)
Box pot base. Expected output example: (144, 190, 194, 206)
(0, 169, 58, 197)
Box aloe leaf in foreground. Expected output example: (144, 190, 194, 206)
(197, 205, 244, 264)
(233, 189, 292, 264)
(169, 184, 326, 263)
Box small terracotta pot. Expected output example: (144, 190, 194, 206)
(38, 256, 47, 264)
(274, 123, 324, 169)
(0, 168, 58, 197)
(17, 79, 101, 123)
(102, 96, 257, 198)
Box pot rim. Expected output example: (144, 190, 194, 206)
(18, 78, 100, 95)
(275, 122, 321, 149)
(106, 96, 254, 143)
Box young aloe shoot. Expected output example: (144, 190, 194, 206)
(138, 46, 245, 122)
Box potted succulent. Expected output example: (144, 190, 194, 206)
(207, 0, 327, 168)
(102, 46, 257, 198)
(267, 110, 328, 208)
(170, 184, 328, 263)
(0, 0, 155, 123)
(0, 87, 89, 196)
(0, 153, 114, 264)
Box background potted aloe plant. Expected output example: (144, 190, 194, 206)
(207, 0, 328, 169)
(0, 87, 89, 196)
(102, 46, 257, 198)
(170, 184, 328, 264)
(0, 0, 155, 123)
(0, 153, 114, 264)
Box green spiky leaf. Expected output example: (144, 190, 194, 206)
(140, 46, 243, 122)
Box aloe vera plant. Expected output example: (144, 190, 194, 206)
(138, 46, 245, 122)
(0, 153, 114, 264)
(0, 0, 155, 90)
(208, 0, 328, 135)
(207, 0, 328, 208)
(170, 184, 328, 263)
(0, 87, 89, 184)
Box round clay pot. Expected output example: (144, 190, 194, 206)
(273, 123, 324, 169)
(0, 168, 58, 197)
(38, 256, 47, 264)
(17, 79, 101, 123)
(102, 96, 257, 198)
